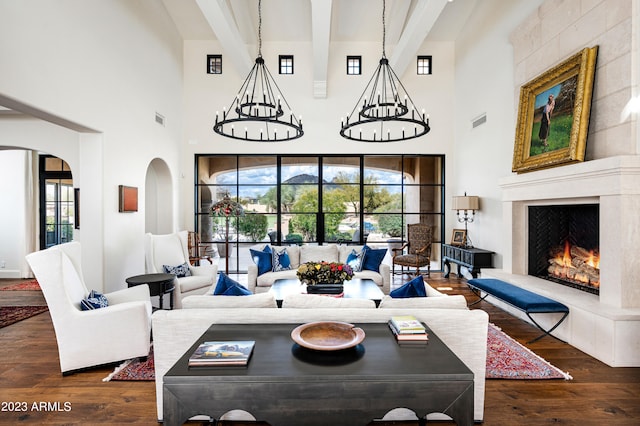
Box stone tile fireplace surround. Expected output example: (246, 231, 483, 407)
(486, 155, 640, 367)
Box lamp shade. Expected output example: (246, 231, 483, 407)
(452, 195, 479, 211)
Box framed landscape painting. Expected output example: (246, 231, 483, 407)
(512, 46, 598, 173)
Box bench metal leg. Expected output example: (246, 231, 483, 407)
(467, 287, 488, 307)
(526, 311, 569, 344)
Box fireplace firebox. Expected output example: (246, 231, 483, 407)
(528, 204, 599, 294)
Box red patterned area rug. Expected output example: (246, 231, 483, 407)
(0, 306, 49, 329)
(1, 280, 41, 291)
(103, 346, 155, 381)
(487, 323, 572, 380)
(103, 325, 572, 382)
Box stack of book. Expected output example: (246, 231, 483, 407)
(388, 315, 428, 344)
(188, 340, 255, 367)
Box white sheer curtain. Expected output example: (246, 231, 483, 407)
(21, 150, 38, 278)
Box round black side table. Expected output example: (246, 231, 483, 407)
(126, 273, 176, 310)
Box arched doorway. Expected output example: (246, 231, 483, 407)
(145, 158, 172, 234)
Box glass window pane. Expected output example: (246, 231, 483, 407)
(322, 157, 359, 181)
(364, 156, 403, 180)
(239, 185, 275, 204)
(198, 156, 238, 184)
(403, 156, 442, 185)
(363, 184, 402, 214)
(286, 213, 316, 242)
(238, 156, 277, 184)
(238, 212, 270, 242)
(282, 185, 317, 213)
(323, 183, 358, 214)
(281, 157, 318, 182)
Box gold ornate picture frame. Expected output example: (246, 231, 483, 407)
(512, 46, 598, 173)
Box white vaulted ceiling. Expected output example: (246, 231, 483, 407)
(161, 0, 477, 89)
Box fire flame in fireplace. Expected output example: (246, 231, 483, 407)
(548, 241, 600, 288)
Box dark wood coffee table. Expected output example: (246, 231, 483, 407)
(163, 323, 473, 426)
(125, 272, 175, 310)
(269, 278, 385, 307)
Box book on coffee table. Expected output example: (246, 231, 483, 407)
(389, 315, 427, 334)
(188, 340, 255, 367)
(388, 322, 429, 343)
(388, 316, 428, 344)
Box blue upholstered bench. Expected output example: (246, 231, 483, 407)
(467, 278, 569, 343)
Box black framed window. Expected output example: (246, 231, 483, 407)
(347, 56, 362, 75)
(207, 55, 222, 74)
(417, 55, 432, 75)
(39, 155, 75, 249)
(195, 155, 445, 274)
(279, 55, 294, 74)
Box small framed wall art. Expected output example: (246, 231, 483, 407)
(118, 185, 138, 213)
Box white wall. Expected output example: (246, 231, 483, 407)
(0, 150, 29, 278)
(453, 0, 546, 267)
(180, 38, 456, 238)
(454, 0, 639, 268)
(0, 0, 183, 291)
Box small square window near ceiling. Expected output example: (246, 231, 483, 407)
(207, 55, 222, 74)
(347, 56, 361, 75)
(279, 55, 294, 74)
(417, 56, 432, 75)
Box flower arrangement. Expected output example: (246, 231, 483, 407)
(296, 261, 354, 285)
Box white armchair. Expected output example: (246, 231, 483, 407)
(144, 231, 217, 309)
(25, 241, 152, 375)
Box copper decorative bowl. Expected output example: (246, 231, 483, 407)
(291, 321, 365, 351)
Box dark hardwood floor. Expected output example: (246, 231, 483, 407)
(1, 273, 639, 425)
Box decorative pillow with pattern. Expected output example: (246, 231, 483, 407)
(80, 290, 109, 310)
(346, 248, 364, 272)
(163, 262, 192, 278)
(272, 247, 292, 272)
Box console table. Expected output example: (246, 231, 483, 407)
(163, 323, 474, 426)
(442, 244, 493, 279)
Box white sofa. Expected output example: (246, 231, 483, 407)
(152, 298, 488, 423)
(247, 244, 391, 294)
(144, 231, 218, 309)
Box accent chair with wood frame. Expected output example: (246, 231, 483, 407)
(392, 223, 433, 277)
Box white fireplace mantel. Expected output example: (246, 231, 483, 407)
(491, 155, 640, 366)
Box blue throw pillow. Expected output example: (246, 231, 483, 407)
(346, 249, 364, 272)
(272, 247, 292, 272)
(80, 290, 109, 310)
(390, 275, 427, 298)
(163, 262, 192, 278)
(250, 245, 272, 276)
(362, 245, 387, 272)
(213, 273, 252, 296)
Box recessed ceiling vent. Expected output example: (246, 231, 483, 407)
(472, 113, 487, 129)
(155, 112, 165, 126)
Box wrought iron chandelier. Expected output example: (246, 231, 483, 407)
(339, 0, 430, 142)
(213, 0, 303, 142)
